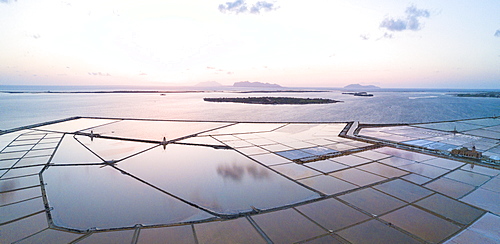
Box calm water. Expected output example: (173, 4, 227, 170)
(1, 90, 500, 130)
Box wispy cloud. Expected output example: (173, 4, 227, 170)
(88, 72, 111, 76)
(206, 66, 234, 75)
(219, 0, 278, 14)
(376, 32, 394, 41)
(0, 0, 16, 3)
(495, 29, 500, 37)
(380, 5, 430, 32)
(250, 1, 277, 14)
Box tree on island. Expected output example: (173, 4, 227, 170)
(204, 97, 342, 105)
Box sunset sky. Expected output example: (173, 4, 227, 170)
(0, 0, 499, 88)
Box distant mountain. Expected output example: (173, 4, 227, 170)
(195, 81, 224, 87)
(344, 84, 380, 90)
(233, 81, 282, 88)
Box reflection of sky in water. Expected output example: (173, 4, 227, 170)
(216, 164, 270, 181)
(50, 135, 103, 165)
(276, 150, 313, 160)
(0, 116, 500, 243)
(0, 179, 19, 204)
(76, 136, 155, 162)
(42, 136, 319, 230)
(82, 120, 231, 141)
(116, 145, 319, 215)
(43, 165, 215, 230)
(3, 117, 499, 243)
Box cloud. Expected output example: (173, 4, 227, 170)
(32, 34, 41, 39)
(0, 0, 16, 3)
(380, 19, 407, 31)
(88, 72, 111, 76)
(380, 5, 430, 32)
(250, 1, 278, 14)
(495, 30, 500, 37)
(405, 6, 430, 30)
(218, 0, 247, 14)
(360, 34, 370, 40)
(219, 0, 278, 14)
(206, 66, 234, 75)
(383, 32, 394, 39)
(375, 32, 394, 41)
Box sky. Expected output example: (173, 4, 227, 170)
(0, 0, 499, 89)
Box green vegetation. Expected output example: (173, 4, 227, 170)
(203, 97, 342, 105)
(455, 92, 500, 98)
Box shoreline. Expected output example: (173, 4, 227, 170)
(0, 90, 334, 95)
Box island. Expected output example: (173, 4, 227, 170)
(342, 92, 374, 97)
(455, 92, 500, 98)
(203, 97, 342, 105)
(233, 81, 282, 88)
(343, 84, 380, 90)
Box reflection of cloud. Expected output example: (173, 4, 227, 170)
(495, 30, 500, 37)
(216, 164, 271, 181)
(0, 179, 18, 203)
(380, 5, 430, 32)
(0, 179, 17, 192)
(219, 0, 278, 14)
(246, 165, 270, 179)
(188, 188, 223, 212)
(217, 164, 245, 181)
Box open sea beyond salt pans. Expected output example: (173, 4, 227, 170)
(1, 88, 500, 130)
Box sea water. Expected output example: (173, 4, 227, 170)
(1, 88, 500, 131)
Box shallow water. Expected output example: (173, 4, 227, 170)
(1, 90, 500, 130)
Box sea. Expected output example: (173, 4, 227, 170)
(1, 85, 499, 131)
